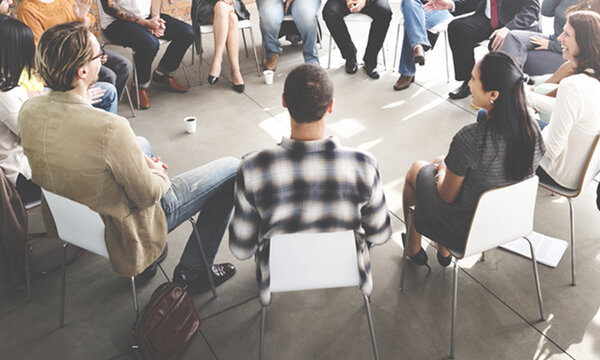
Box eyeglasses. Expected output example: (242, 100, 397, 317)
(90, 47, 106, 62)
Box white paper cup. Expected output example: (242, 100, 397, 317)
(184, 116, 197, 134)
(263, 70, 274, 85)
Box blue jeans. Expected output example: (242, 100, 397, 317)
(98, 48, 133, 101)
(399, 0, 450, 76)
(137, 137, 239, 270)
(93, 81, 118, 114)
(257, 0, 321, 63)
(104, 14, 195, 86)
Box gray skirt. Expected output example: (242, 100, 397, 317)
(413, 163, 468, 253)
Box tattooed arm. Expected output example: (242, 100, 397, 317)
(100, 0, 150, 26)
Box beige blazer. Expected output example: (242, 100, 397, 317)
(18, 91, 171, 276)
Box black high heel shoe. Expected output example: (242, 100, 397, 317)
(232, 83, 245, 93)
(207, 75, 219, 85)
(401, 233, 429, 268)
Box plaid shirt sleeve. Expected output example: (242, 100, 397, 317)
(228, 162, 260, 260)
(360, 164, 392, 245)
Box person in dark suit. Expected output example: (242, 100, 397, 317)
(425, 0, 540, 99)
(322, 0, 392, 79)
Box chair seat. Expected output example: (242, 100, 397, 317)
(538, 179, 580, 198)
(345, 13, 374, 22)
(428, 20, 451, 34)
(200, 19, 253, 34)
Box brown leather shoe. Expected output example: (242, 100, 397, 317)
(131, 85, 150, 109)
(152, 70, 188, 93)
(393, 75, 415, 91)
(264, 53, 279, 71)
(413, 44, 425, 66)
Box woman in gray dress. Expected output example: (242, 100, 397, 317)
(401, 52, 545, 267)
(192, 0, 250, 92)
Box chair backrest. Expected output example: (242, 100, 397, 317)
(269, 230, 360, 293)
(42, 189, 108, 258)
(576, 135, 600, 194)
(456, 176, 539, 259)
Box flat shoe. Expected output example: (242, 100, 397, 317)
(437, 252, 452, 267)
(401, 233, 429, 267)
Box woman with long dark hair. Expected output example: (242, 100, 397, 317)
(0, 15, 40, 203)
(529, 11, 600, 190)
(402, 51, 545, 267)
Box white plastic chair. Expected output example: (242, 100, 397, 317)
(327, 13, 387, 70)
(42, 189, 170, 327)
(400, 176, 545, 359)
(538, 135, 600, 286)
(195, 19, 261, 84)
(259, 230, 379, 360)
(95, 0, 191, 109)
(260, 15, 324, 66)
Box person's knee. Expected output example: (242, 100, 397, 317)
(406, 160, 428, 186)
(258, 1, 282, 29)
(138, 36, 160, 58)
(181, 23, 196, 44)
(322, 1, 341, 21)
(101, 67, 117, 85)
(214, 1, 229, 17)
(447, 19, 467, 39)
(369, 2, 392, 22)
(228, 11, 238, 26)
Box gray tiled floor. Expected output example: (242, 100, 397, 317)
(1, 6, 599, 359)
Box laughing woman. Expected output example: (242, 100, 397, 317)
(527, 11, 600, 190)
(401, 52, 544, 267)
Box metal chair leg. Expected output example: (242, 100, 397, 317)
(123, 85, 136, 118)
(450, 260, 458, 359)
(131, 276, 139, 318)
(132, 53, 140, 110)
(157, 263, 170, 282)
(393, 23, 401, 71)
(24, 240, 31, 300)
(567, 198, 576, 286)
(444, 30, 450, 83)
(249, 27, 261, 76)
(242, 29, 249, 58)
(363, 294, 380, 360)
(182, 62, 191, 89)
(198, 33, 204, 85)
(327, 35, 333, 69)
(188, 217, 217, 297)
(259, 306, 266, 360)
(60, 242, 68, 328)
(524, 237, 545, 321)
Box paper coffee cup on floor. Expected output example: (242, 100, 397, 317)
(184, 116, 197, 134)
(263, 70, 274, 85)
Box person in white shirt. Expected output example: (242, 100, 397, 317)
(528, 11, 600, 189)
(0, 15, 39, 203)
(99, 0, 195, 109)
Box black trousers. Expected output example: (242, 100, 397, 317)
(322, 0, 392, 68)
(448, 12, 494, 81)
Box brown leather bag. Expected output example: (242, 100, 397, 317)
(132, 282, 200, 360)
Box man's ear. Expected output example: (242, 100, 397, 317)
(77, 66, 88, 80)
(327, 99, 334, 114)
(282, 93, 287, 108)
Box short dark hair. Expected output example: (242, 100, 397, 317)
(283, 64, 333, 123)
(0, 15, 35, 92)
(36, 21, 93, 91)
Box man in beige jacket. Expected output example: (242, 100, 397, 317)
(18, 21, 238, 292)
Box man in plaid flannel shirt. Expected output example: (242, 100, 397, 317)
(229, 64, 392, 305)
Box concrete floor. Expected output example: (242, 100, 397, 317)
(2, 7, 600, 360)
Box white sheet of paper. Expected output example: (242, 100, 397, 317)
(499, 231, 568, 268)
